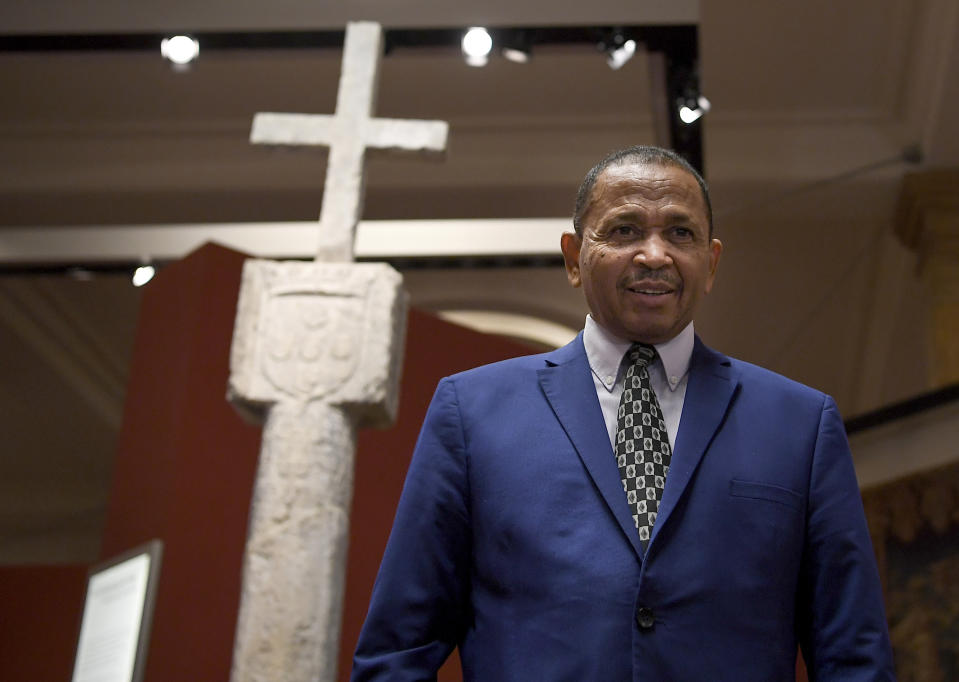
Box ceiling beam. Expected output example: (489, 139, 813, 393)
(0, 218, 572, 266)
(0, 2, 699, 35)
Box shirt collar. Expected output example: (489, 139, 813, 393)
(583, 315, 695, 392)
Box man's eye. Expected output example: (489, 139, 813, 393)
(614, 225, 635, 236)
(672, 227, 694, 239)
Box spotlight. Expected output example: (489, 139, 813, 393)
(462, 27, 492, 67)
(161, 35, 199, 68)
(678, 95, 711, 124)
(501, 31, 532, 64)
(602, 32, 636, 70)
(132, 264, 156, 287)
(502, 45, 531, 64)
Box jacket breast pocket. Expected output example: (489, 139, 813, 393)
(723, 478, 804, 589)
(729, 479, 802, 511)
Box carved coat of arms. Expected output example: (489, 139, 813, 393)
(261, 291, 362, 402)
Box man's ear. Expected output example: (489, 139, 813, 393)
(560, 232, 582, 288)
(704, 237, 723, 294)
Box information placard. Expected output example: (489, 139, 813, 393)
(72, 540, 162, 682)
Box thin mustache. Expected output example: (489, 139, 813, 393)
(624, 269, 678, 288)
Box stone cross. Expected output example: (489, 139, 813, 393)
(250, 22, 448, 263)
(227, 21, 448, 682)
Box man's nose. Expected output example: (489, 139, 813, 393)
(632, 237, 671, 268)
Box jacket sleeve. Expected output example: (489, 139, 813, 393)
(797, 395, 896, 680)
(351, 377, 471, 681)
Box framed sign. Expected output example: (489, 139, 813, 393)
(71, 540, 163, 682)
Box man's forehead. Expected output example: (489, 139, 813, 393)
(587, 161, 707, 216)
(599, 161, 696, 191)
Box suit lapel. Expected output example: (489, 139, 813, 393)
(651, 337, 738, 546)
(538, 336, 645, 560)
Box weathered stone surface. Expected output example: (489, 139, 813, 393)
(229, 260, 407, 428)
(250, 21, 448, 263)
(231, 403, 355, 681)
(228, 261, 406, 682)
(230, 20, 447, 682)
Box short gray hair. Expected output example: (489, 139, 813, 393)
(573, 145, 713, 236)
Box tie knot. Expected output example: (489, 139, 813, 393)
(626, 343, 657, 370)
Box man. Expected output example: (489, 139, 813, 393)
(352, 146, 894, 680)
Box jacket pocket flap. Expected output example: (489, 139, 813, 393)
(729, 479, 802, 509)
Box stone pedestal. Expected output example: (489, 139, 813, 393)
(896, 169, 959, 387)
(228, 260, 406, 681)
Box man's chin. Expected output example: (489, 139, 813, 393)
(621, 310, 693, 344)
(621, 324, 672, 345)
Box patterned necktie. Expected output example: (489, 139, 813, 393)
(615, 343, 672, 550)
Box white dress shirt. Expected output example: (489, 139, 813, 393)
(582, 315, 695, 449)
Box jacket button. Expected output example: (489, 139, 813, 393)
(636, 606, 655, 630)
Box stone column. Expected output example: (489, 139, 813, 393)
(896, 168, 959, 387)
(228, 260, 406, 681)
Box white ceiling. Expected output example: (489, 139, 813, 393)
(1, 0, 956, 563)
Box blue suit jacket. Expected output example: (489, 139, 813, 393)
(353, 335, 894, 681)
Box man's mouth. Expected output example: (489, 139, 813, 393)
(626, 282, 676, 296)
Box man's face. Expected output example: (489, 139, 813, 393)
(561, 162, 723, 344)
